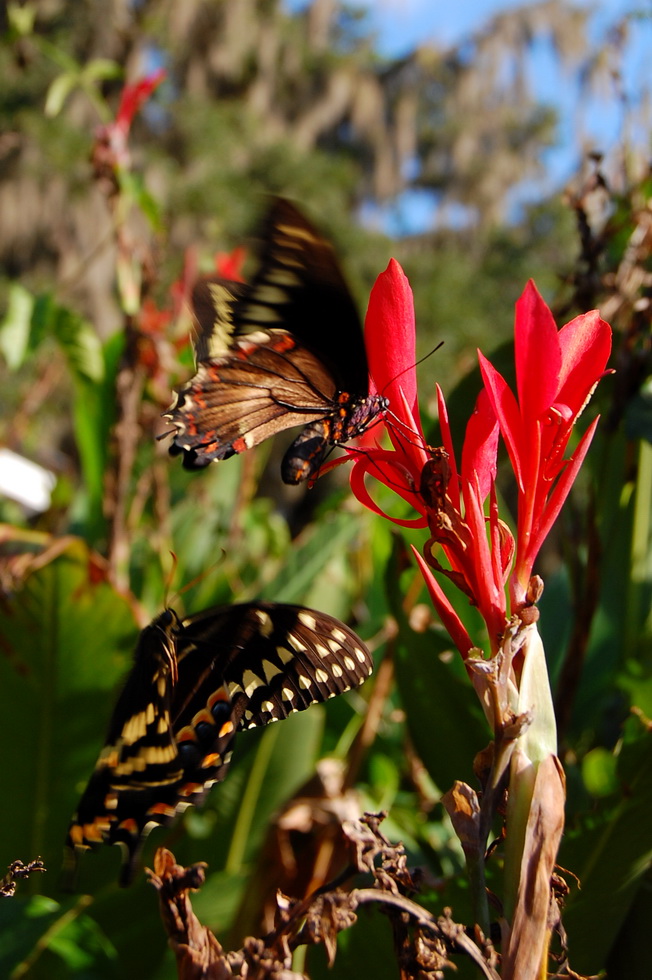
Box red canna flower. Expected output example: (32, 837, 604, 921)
(214, 247, 247, 282)
(93, 69, 166, 179)
(346, 263, 612, 660)
(479, 280, 612, 609)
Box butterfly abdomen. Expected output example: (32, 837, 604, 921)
(281, 392, 388, 483)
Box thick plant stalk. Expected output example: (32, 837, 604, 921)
(501, 626, 565, 980)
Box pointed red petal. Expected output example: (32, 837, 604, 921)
(514, 281, 561, 420)
(461, 389, 499, 504)
(412, 548, 473, 659)
(478, 352, 525, 490)
(365, 260, 418, 418)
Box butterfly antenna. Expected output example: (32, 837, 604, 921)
(162, 552, 179, 610)
(375, 342, 444, 450)
(378, 342, 444, 401)
(167, 553, 228, 611)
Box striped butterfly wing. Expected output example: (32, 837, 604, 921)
(177, 601, 373, 731)
(65, 610, 237, 887)
(66, 602, 372, 885)
(164, 199, 386, 483)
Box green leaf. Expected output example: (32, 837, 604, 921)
(44, 73, 78, 118)
(0, 538, 138, 884)
(70, 331, 123, 541)
(117, 172, 163, 233)
(561, 725, 652, 974)
(260, 510, 365, 607)
(50, 308, 104, 385)
(0, 283, 34, 369)
(393, 616, 488, 792)
(82, 59, 122, 83)
(226, 708, 325, 872)
(582, 747, 618, 797)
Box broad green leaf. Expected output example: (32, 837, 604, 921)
(561, 725, 652, 974)
(0, 537, 138, 883)
(260, 510, 366, 607)
(70, 331, 123, 542)
(51, 308, 103, 385)
(0, 893, 118, 980)
(392, 615, 488, 792)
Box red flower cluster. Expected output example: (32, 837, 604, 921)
(345, 261, 612, 659)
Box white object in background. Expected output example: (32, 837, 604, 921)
(0, 448, 56, 514)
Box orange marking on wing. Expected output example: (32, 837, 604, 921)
(147, 802, 177, 818)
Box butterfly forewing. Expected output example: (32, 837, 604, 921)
(238, 198, 368, 391)
(179, 602, 373, 730)
(164, 198, 387, 482)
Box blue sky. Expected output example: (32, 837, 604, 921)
(287, 1, 652, 228)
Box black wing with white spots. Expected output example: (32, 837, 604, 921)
(178, 601, 373, 731)
(65, 602, 372, 885)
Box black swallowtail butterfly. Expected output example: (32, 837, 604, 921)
(65, 601, 372, 885)
(163, 198, 388, 484)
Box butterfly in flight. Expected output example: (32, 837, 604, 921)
(65, 601, 372, 885)
(163, 198, 388, 483)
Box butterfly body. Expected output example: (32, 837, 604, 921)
(66, 601, 372, 884)
(164, 199, 387, 483)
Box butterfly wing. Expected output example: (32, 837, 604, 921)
(164, 199, 385, 480)
(65, 601, 372, 886)
(177, 601, 373, 730)
(237, 198, 368, 392)
(65, 610, 236, 887)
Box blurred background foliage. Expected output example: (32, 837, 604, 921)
(0, 0, 651, 977)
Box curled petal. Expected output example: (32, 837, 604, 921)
(349, 456, 428, 529)
(556, 311, 612, 415)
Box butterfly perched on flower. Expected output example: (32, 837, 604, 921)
(65, 601, 372, 885)
(163, 198, 388, 483)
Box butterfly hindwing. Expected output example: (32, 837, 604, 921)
(65, 602, 372, 885)
(164, 199, 387, 482)
(65, 610, 237, 887)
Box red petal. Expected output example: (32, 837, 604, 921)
(556, 311, 612, 416)
(526, 416, 600, 571)
(115, 69, 166, 133)
(411, 548, 473, 659)
(514, 281, 561, 420)
(436, 385, 460, 511)
(478, 352, 525, 491)
(349, 457, 428, 528)
(461, 389, 499, 503)
(365, 260, 418, 418)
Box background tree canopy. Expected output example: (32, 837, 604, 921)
(1, 1, 651, 978)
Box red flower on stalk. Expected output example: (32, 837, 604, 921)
(479, 281, 612, 608)
(346, 262, 612, 659)
(93, 69, 166, 178)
